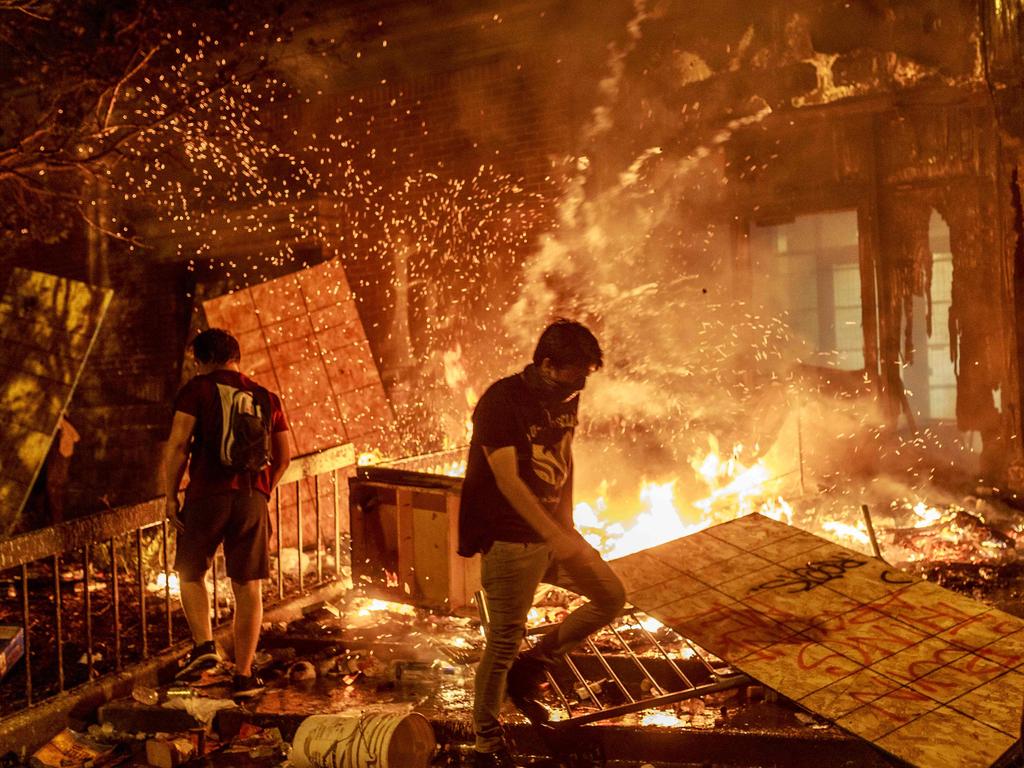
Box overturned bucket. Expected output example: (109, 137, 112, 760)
(290, 711, 436, 768)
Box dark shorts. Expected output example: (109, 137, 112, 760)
(174, 491, 270, 582)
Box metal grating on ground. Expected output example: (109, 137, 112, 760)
(480, 594, 751, 728)
(610, 513, 1024, 768)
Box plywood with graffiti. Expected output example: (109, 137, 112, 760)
(611, 514, 1023, 768)
(0, 269, 112, 534)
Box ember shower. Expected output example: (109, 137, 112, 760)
(2, 0, 1023, 565)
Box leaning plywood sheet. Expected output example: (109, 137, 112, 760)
(611, 514, 1024, 768)
(0, 269, 112, 533)
(202, 259, 394, 456)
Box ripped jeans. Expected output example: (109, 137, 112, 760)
(473, 540, 626, 752)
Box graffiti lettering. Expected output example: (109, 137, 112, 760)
(749, 556, 868, 594)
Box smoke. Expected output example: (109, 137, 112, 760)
(492, 2, 971, 526)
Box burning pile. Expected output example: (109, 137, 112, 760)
(569, 438, 1017, 568)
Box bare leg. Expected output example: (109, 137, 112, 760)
(231, 579, 263, 676)
(179, 580, 213, 643)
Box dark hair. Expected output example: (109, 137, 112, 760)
(533, 319, 603, 369)
(191, 328, 241, 365)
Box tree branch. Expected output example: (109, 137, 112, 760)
(98, 43, 162, 131)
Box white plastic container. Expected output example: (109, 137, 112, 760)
(290, 711, 435, 768)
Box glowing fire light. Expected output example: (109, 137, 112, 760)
(354, 598, 417, 617)
(358, 450, 383, 466)
(577, 440, 792, 559)
(640, 710, 685, 727)
(912, 501, 944, 527)
(692, 442, 777, 519)
(578, 480, 711, 560)
(153, 572, 180, 596)
(821, 520, 871, 549)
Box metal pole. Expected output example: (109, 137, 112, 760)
(296, 481, 303, 593)
(53, 554, 64, 691)
(314, 475, 322, 584)
(635, 614, 695, 688)
(276, 486, 283, 601)
(136, 529, 148, 659)
(110, 537, 121, 671)
(83, 544, 94, 680)
(162, 520, 172, 646)
(211, 549, 220, 625)
(584, 635, 634, 703)
(333, 469, 341, 579)
(797, 401, 806, 495)
(21, 564, 32, 705)
(861, 504, 883, 559)
(609, 622, 664, 695)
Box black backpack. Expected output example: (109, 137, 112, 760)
(215, 383, 273, 472)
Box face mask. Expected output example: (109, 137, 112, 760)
(540, 370, 586, 401)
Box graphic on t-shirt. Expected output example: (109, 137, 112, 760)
(531, 431, 572, 488)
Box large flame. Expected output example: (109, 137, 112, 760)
(577, 440, 794, 560)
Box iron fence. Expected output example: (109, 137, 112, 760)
(0, 443, 354, 713)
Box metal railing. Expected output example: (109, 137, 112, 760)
(0, 443, 354, 713)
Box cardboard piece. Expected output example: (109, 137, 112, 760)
(30, 728, 118, 768)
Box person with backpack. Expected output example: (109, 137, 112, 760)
(161, 328, 291, 698)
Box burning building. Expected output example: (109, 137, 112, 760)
(3, 1, 1024, 760)
(0, 0, 1022, 588)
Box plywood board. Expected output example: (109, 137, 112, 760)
(0, 269, 112, 533)
(611, 514, 1023, 768)
(202, 259, 394, 456)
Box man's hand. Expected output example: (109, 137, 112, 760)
(165, 496, 184, 531)
(548, 530, 591, 561)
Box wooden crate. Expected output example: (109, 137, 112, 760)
(349, 467, 480, 614)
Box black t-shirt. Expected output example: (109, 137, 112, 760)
(457, 366, 578, 556)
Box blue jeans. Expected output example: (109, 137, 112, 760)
(473, 540, 626, 752)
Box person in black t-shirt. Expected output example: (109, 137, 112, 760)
(459, 320, 626, 767)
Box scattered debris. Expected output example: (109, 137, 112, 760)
(144, 736, 193, 768)
(301, 600, 341, 621)
(29, 729, 118, 768)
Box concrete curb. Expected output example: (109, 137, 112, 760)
(0, 582, 348, 757)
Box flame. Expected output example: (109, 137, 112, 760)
(692, 441, 783, 519)
(578, 440, 791, 559)
(579, 480, 711, 560)
(821, 520, 871, 548)
(354, 597, 417, 617)
(912, 501, 943, 527)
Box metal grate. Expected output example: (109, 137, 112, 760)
(478, 591, 751, 728)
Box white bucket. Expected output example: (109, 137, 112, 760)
(290, 711, 436, 768)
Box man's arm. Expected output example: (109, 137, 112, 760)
(268, 431, 291, 492)
(485, 445, 588, 560)
(161, 411, 196, 530)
